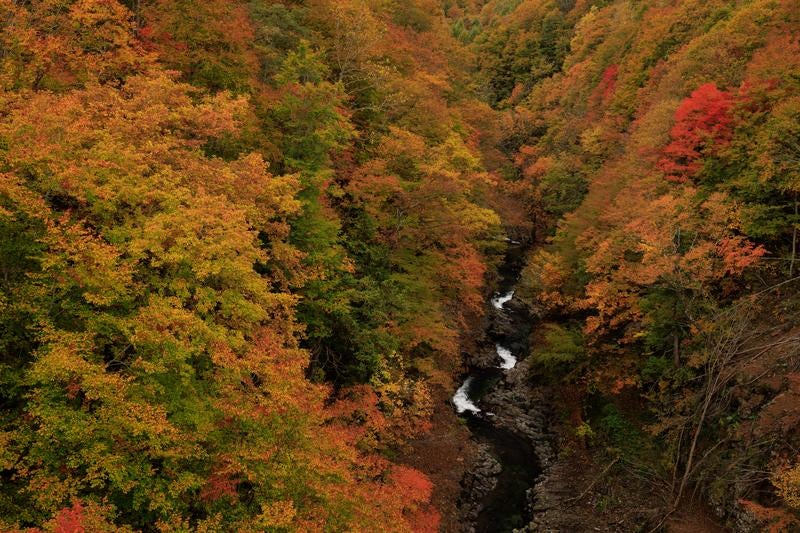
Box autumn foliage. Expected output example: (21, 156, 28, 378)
(659, 83, 736, 183)
(452, 0, 800, 527)
(0, 0, 514, 530)
(4, 0, 800, 529)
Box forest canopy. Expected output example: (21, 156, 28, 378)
(2, 0, 800, 531)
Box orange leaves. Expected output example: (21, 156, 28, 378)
(520, 151, 555, 181)
(575, 173, 765, 345)
(716, 236, 767, 275)
(521, 250, 572, 311)
(346, 168, 403, 225)
(65, 0, 145, 78)
(441, 242, 487, 316)
(199, 465, 239, 504)
(141, 0, 259, 91)
(344, 462, 438, 533)
(745, 31, 800, 82)
(404, 506, 441, 533)
(2, 73, 249, 193)
(326, 385, 389, 450)
(328, 385, 385, 423)
(739, 499, 800, 533)
(390, 465, 434, 504)
(0, 0, 152, 90)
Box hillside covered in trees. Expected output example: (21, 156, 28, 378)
(449, 0, 800, 530)
(0, 0, 799, 531)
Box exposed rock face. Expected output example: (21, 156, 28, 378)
(481, 359, 556, 473)
(454, 244, 559, 533)
(455, 362, 559, 531)
(458, 444, 502, 528)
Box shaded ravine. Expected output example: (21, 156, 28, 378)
(453, 243, 545, 532)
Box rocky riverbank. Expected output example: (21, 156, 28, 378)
(399, 242, 596, 533)
(451, 243, 560, 533)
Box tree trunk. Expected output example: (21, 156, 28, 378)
(673, 331, 680, 367)
(791, 195, 798, 278)
(675, 371, 715, 507)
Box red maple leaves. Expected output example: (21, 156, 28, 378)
(659, 83, 736, 182)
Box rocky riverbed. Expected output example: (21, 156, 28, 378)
(453, 243, 558, 532)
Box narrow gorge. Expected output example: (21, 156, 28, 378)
(2, 1, 800, 531)
(452, 243, 555, 532)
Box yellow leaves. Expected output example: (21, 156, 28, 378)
(227, 154, 302, 230)
(774, 460, 800, 510)
(755, 96, 800, 192)
(26, 329, 182, 467)
(428, 132, 482, 176)
(367, 356, 433, 444)
(43, 220, 134, 307)
(568, 5, 607, 67)
(257, 500, 297, 529)
(0, 2, 513, 529)
(306, 0, 383, 76)
(700, 191, 740, 230)
(137, 193, 263, 278)
(28, 331, 96, 384)
(1, 71, 306, 343)
(579, 126, 607, 158)
(453, 202, 501, 236)
(130, 295, 213, 364)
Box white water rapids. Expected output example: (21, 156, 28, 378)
(493, 289, 518, 369)
(496, 344, 517, 370)
(453, 288, 518, 413)
(491, 289, 515, 310)
(453, 377, 481, 414)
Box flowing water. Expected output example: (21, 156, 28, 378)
(452, 243, 541, 532)
(453, 376, 481, 414)
(495, 344, 517, 370)
(491, 289, 515, 310)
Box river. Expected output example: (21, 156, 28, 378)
(452, 242, 543, 532)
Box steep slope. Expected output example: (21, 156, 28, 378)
(0, 0, 514, 530)
(3, 0, 800, 531)
(447, 0, 800, 529)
